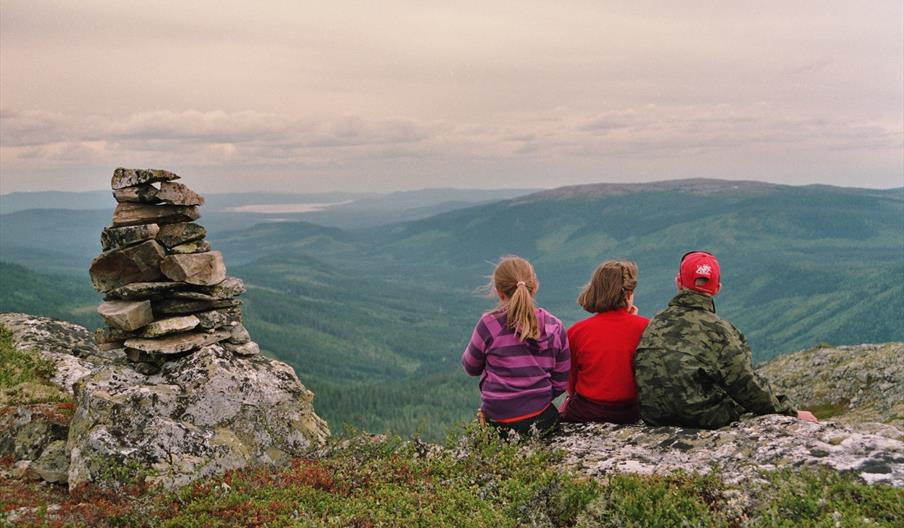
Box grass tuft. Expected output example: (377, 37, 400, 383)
(0, 324, 70, 405)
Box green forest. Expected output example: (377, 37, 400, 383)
(2, 180, 902, 439)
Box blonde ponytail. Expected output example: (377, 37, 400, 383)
(490, 256, 540, 341)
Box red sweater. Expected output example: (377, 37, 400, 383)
(567, 309, 649, 403)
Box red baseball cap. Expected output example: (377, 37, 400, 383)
(678, 251, 720, 295)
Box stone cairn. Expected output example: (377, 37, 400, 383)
(90, 168, 257, 374)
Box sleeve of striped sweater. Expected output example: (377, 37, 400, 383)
(461, 317, 490, 376)
(551, 323, 571, 399)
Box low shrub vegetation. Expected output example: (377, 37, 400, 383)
(1, 427, 901, 527)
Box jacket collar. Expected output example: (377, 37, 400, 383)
(668, 290, 716, 313)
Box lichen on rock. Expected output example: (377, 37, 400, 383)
(555, 414, 904, 487)
(66, 343, 330, 490)
(1, 309, 329, 490)
(758, 343, 904, 428)
(0, 313, 116, 397)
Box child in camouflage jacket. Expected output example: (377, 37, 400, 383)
(633, 251, 818, 429)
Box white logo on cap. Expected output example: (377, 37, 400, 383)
(696, 264, 712, 276)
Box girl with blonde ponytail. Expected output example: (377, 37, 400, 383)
(461, 256, 570, 437)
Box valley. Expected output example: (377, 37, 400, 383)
(2, 179, 902, 439)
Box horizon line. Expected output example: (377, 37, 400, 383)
(3, 176, 903, 197)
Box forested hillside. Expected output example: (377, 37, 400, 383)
(2, 179, 902, 439)
(0, 263, 101, 329)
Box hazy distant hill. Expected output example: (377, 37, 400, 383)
(201, 179, 904, 365)
(0, 187, 538, 273)
(359, 180, 903, 357)
(2, 179, 901, 438)
(0, 208, 324, 274)
(0, 190, 115, 214)
(298, 188, 539, 228)
(0, 190, 370, 215)
(218, 179, 902, 436)
(0, 262, 101, 328)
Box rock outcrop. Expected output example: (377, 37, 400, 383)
(0, 312, 113, 396)
(0, 313, 116, 487)
(0, 312, 329, 491)
(554, 342, 904, 489)
(1, 168, 329, 491)
(556, 415, 904, 488)
(67, 343, 328, 489)
(758, 343, 903, 428)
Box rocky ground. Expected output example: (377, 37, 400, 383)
(1, 312, 902, 525)
(550, 342, 904, 491)
(0, 312, 113, 399)
(758, 342, 903, 427)
(555, 415, 903, 488)
(0, 312, 328, 492)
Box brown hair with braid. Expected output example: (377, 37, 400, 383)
(577, 260, 638, 313)
(488, 255, 541, 341)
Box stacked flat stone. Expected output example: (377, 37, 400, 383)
(89, 168, 259, 374)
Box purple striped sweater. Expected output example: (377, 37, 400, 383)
(461, 307, 571, 420)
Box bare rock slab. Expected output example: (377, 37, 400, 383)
(125, 328, 231, 355)
(105, 281, 190, 300)
(195, 307, 243, 330)
(0, 404, 69, 461)
(199, 276, 246, 298)
(100, 223, 160, 251)
(156, 181, 204, 206)
(95, 327, 134, 344)
(30, 440, 69, 484)
(113, 184, 160, 204)
(112, 203, 200, 227)
(759, 343, 904, 428)
(97, 341, 124, 352)
(160, 251, 226, 286)
(225, 341, 259, 356)
(153, 298, 241, 316)
(138, 315, 200, 338)
(556, 415, 904, 487)
(156, 222, 206, 248)
(171, 240, 211, 254)
(227, 323, 251, 344)
(89, 240, 165, 292)
(169, 291, 222, 302)
(97, 300, 153, 331)
(111, 168, 180, 190)
(67, 344, 330, 490)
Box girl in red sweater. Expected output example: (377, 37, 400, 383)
(559, 260, 648, 423)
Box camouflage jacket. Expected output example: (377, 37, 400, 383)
(634, 290, 796, 428)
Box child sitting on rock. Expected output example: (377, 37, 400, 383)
(461, 256, 570, 437)
(633, 251, 819, 428)
(560, 260, 649, 423)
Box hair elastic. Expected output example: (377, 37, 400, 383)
(516, 281, 526, 287)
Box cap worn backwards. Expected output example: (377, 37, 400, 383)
(678, 251, 720, 295)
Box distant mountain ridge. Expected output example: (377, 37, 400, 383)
(0, 190, 370, 214)
(518, 178, 777, 201)
(1, 178, 902, 438)
(517, 178, 902, 202)
(0, 187, 538, 216)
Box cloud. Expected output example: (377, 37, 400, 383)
(578, 111, 641, 133)
(0, 108, 441, 170)
(1, 102, 901, 191)
(783, 57, 835, 76)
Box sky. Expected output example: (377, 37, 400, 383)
(1, 1, 902, 193)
